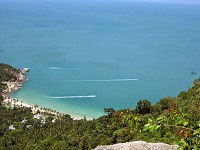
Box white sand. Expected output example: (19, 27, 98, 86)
(2, 69, 81, 119)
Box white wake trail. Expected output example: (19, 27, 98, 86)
(49, 95, 96, 99)
(65, 79, 140, 82)
(48, 67, 88, 70)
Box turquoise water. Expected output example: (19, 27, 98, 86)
(0, 0, 200, 119)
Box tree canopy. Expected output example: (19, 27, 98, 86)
(0, 63, 199, 149)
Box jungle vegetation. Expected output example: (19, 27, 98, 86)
(0, 64, 199, 150)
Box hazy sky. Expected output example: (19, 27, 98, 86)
(121, 0, 200, 4)
(1, 0, 200, 5)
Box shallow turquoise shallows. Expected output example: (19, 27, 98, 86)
(0, 0, 200, 119)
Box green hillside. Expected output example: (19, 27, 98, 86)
(0, 64, 199, 150)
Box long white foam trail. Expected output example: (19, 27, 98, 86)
(49, 67, 64, 70)
(65, 79, 140, 82)
(49, 95, 96, 99)
(48, 67, 87, 70)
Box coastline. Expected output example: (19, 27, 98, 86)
(1, 68, 66, 118)
(2, 68, 27, 97)
(1, 67, 98, 120)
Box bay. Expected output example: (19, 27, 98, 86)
(0, 0, 200, 119)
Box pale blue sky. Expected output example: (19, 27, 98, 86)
(120, 0, 200, 4)
(1, 0, 200, 6)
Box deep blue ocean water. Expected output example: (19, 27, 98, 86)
(0, 0, 200, 119)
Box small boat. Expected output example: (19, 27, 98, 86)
(191, 70, 197, 74)
(22, 68, 30, 73)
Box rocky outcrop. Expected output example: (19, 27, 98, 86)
(93, 141, 179, 150)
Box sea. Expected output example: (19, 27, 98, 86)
(0, 0, 200, 119)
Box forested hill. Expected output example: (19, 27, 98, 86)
(0, 64, 21, 103)
(0, 64, 200, 150)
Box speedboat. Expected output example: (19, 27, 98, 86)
(191, 70, 197, 74)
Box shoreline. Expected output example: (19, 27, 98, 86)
(2, 68, 27, 97)
(1, 67, 95, 120)
(1, 68, 67, 118)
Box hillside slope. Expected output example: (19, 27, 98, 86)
(0, 63, 199, 150)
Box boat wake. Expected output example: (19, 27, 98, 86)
(48, 95, 96, 99)
(65, 79, 140, 82)
(48, 67, 86, 70)
(48, 67, 64, 70)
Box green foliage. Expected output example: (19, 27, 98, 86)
(0, 93, 3, 104)
(135, 99, 152, 114)
(104, 108, 115, 118)
(113, 128, 130, 143)
(0, 63, 200, 149)
(0, 63, 20, 82)
(148, 80, 200, 149)
(0, 64, 21, 105)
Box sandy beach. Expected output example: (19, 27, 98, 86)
(3, 97, 61, 115)
(1, 68, 63, 117)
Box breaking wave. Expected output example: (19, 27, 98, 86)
(49, 95, 96, 99)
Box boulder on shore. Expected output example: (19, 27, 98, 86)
(22, 68, 30, 73)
